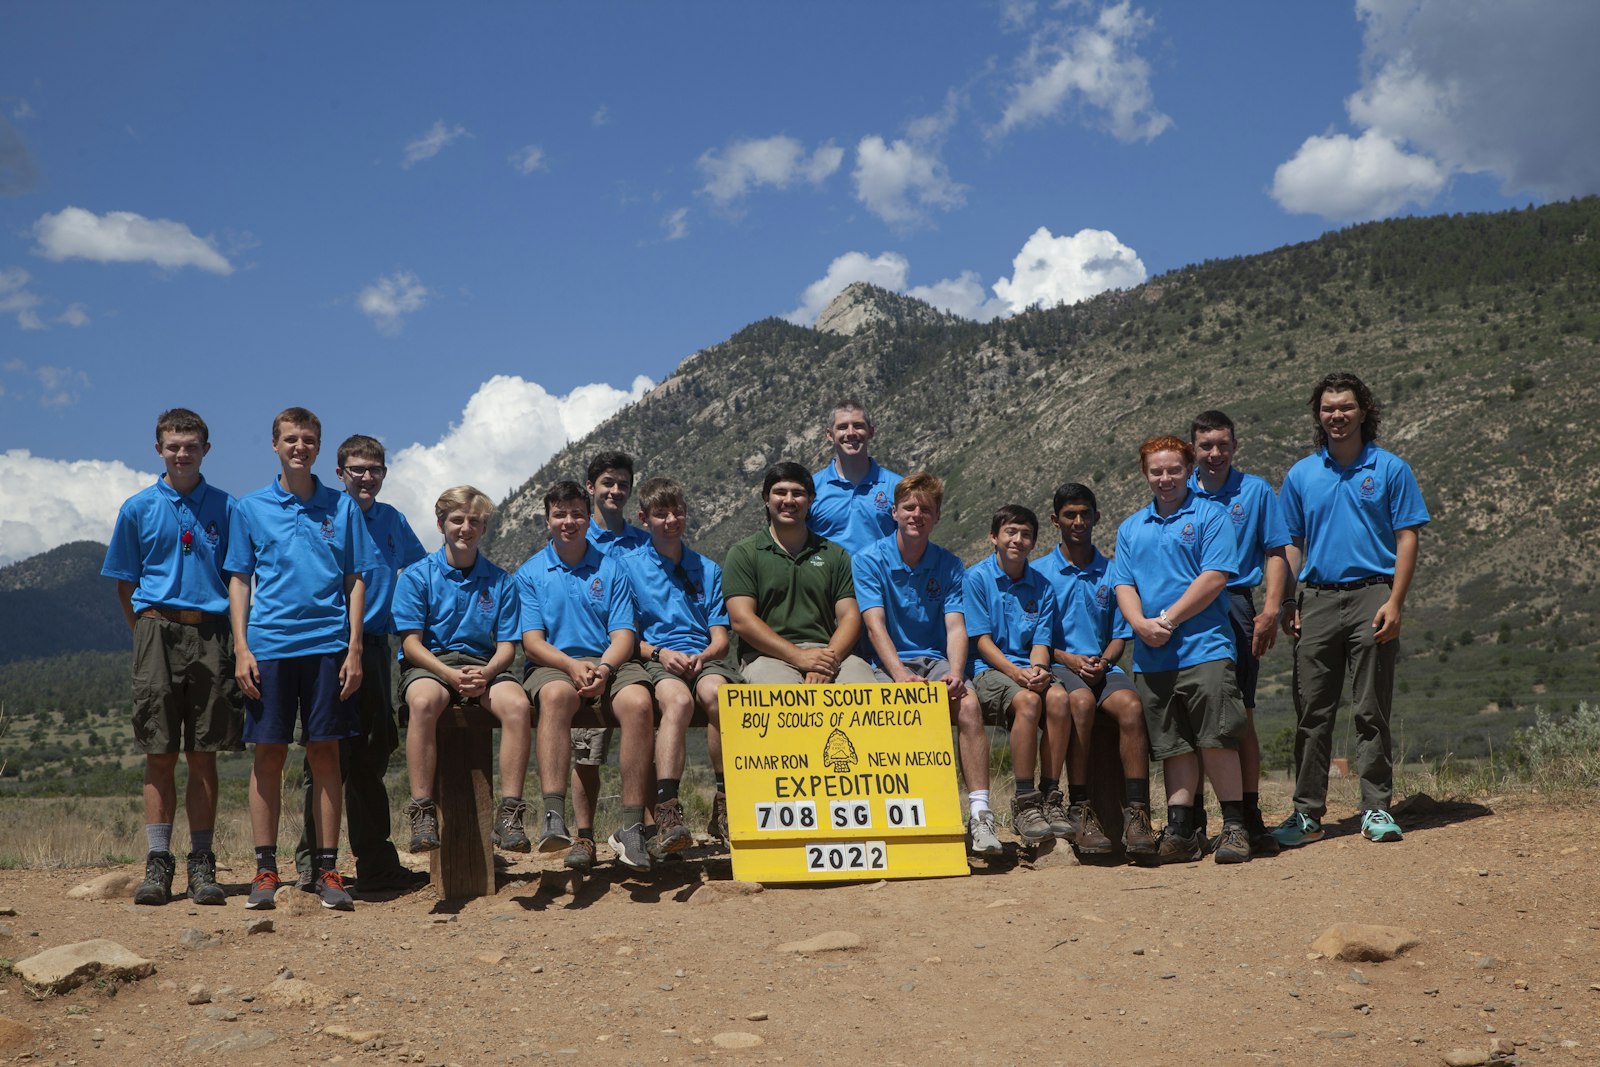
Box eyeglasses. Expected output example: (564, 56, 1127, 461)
(342, 465, 387, 479)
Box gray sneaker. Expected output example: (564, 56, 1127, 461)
(492, 798, 532, 853)
(186, 850, 226, 905)
(967, 810, 1004, 856)
(1011, 791, 1053, 844)
(314, 868, 354, 911)
(1042, 790, 1074, 838)
(134, 850, 175, 906)
(538, 807, 573, 854)
(404, 798, 440, 853)
(608, 822, 652, 872)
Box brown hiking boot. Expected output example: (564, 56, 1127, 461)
(564, 836, 597, 871)
(707, 791, 730, 844)
(1070, 803, 1114, 854)
(492, 798, 532, 853)
(1122, 803, 1159, 856)
(1011, 791, 1053, 843)
(1042, 790, 1074, 838)
(649, 798, 692, 858)
(404, 798, 440, 853)
(1213, 823, 1253, 864)
(1152, 825, 1204, 865)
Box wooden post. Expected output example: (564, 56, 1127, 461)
(433, 704, 497, 898)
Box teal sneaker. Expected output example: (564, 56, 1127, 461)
(1360, 809, 1403, 842)
(1270, 811, 1324, 849)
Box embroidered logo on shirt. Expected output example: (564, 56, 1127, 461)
(873, 490, 890, 513)
(588, 577, 606, 602)
(1230, 502, 1246, 525)
(477, 589, 496, 615)
(1179, 522, 1198, 545)
(809, 557, 826, 568)
(925, 577, 942, 600)
(204, 521, 220, 546)
(1360, 475, 1378, 500)
(320, 518, 336, 541)
(1094, 584, 1111, 608)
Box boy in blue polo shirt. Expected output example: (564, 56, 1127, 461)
(226, 407, 379, 910)
(617, 476, 742, 855)
(518, 480, 656, 873)
(295, 434, 428, 893)
(393, 485, 533, 856)
(103, 407, 241, 906)
(964, 504, 1067, 846)
(808, 400, 901, 558)
(1111, 435, 1250, 866)
(1274, 373, 1429, 848)
(854, 473, 998, 857)
(1189, 410, 1291, 856)
(1036, 482, 1158, 859)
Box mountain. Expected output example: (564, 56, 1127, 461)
(0, 541, 128, 665)
(483, 198, 1600, 757)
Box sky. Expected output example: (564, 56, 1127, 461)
(2, 0, 1597, 565)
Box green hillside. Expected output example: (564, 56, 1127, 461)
(485, 198, 1600, 760)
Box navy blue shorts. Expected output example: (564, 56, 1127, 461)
(1226, 589, 1260, 708)
(244, 653, 360, 745)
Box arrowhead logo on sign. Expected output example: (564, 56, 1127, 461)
(822, 728, 857, 773)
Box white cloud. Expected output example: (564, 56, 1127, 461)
(1271, 130, 1447, 221)
(788, 226, 1146, 326)
(591, 105, 610, 127)
(997, 1, 1171, 143)
(401, 120, 468, 168)
(509, 144, 546, 175)
(0, 449, 153, 566)
(0, 267, 43, 330)
(12, 98, 35, 121)
(992, 226, 1147, 311)
(32, 206, 233, 274)
(1272, 0, 1600, 220)
(357, 271, 428, 335)
(999, 0, 1037, 32)
(784, 251, 910, 325)
(662, 207, 689, 241)
(54, 302, 89, 327)
(852, 135, 965, 226)
(383, 373, 654, 548)
(697, 135, 844, 206)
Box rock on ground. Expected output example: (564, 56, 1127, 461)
(13, 939, 155, 994)
(264, 975, 340, 1011)
(776, 930, 862, 953)
(64, 870, 143, 901)
(713, 1031, 764, 1049)
(1311, 923, 1419, 962)
(183, 1029, 279, 1054)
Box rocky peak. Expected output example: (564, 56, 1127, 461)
(815, 282, 952, 336)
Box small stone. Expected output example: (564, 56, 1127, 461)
(265, 976, 339, 1011)
(745, 1011, 767, 1021)
(1513, 979, 1529, 990)
(674, 969, 686, 978)
(180, 928, 221, 949)
(324, 1025, 384, 1043)
(923, 956, 942, 965)
(204, 1006, 238, 1022)
(1132, 948, 1145, 956)
(901, 982, 915, 992)
(1475, 956, 1500, 970)
(1349, 969, 1369, 986)
(1159, 973, 1177, 980)
(1442, 1050, 1489, 1066)
(187, 984, 211, 1005)
(986, 898, 1020, 908)
(0, 906, 17, 915)
(1478, 869, 1489, 877)
(659, 983, 674, 991)
(1310, 923, 1419, 963)
(183, 1029, 279, 1054)
(776, 930, 861, 954)
(1319, 1029, 1357, 1039)
(476, 952, 507, 965)
(531, 964, 544, 974)
(1490, 1038, 1514, 1056)
(713, 1032, 763, 1049)
(399, 942, 412, 951)
(1424, 988, 1440, 995)
(615, 945, 634, 956)
(245, 919, 274, 935)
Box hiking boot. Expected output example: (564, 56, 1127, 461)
(356, 865, 427, 893)
(1011, 791, 1053, 844)
(314, 868, 354, 910)
(648, 799, 692, 859)
(404, 798, 440, 853)
(1360, 809, 1403, 843)
(538, 807, 573, 854)
(564, 836, 597, 871)
(967, 809, 1004, 857)
(1071, 803, 1115, 854)
(134, 850, 175, 905)
(1152, 825, 1204, 865)
(707, 790, 730, 843)
(1042, 790, 1074, 839)
(1246, 812, 1281, 857)
(1213, 823, 1253, 864)
(492, 798, 533, 853)
(1270, 811, 1324, 849)
(608, 823, 652, 873)
(1122, 803, 1159, 856)
(246, 869, 281, 910)
(295, 867, 315, 891)
(186, 850, 226, 905)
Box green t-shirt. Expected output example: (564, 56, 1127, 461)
(722, 529, 855, 647)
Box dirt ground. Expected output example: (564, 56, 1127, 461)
(1, 792, 1597, 1067)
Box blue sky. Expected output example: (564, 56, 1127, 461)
(2, 1, 1596, 563)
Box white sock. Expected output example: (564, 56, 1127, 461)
(968, 790, 991, 818)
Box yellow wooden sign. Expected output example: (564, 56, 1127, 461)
(720, 682, 969, 883)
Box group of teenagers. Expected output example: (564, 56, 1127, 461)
(102, 368, 1427, 910)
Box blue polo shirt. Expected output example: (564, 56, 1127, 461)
(391, 547, 520, 658)
(515, 542, 636, 657)
(616, 542, 728, 655)
(357, 501, 427, 634)
(808, 458, 902, 558)
(224, 476, 381, 659)
(102, 475, 235, 615)
(1188, 468, 1291, 591)
(963, 553, 1055, 675)
(1280, 443, 1430, 584)
(1109, 492, 1238, 673)
(1033, 544, 1131, 667)
(587, 518, 650, 557)
(852, 534, 965, 663)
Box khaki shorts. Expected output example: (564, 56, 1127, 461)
(399, 651, 520, 708)
(1049, 664, 1139, 704)
(131, 613, 244, 753)
(974, 667, 1062, 724)
(524, 657, 653, 767)
(739, 643, 876, 684)
(1134, 659, 1246, 760)
(642, 657, 743, 688)
(869, 656, 956, 684)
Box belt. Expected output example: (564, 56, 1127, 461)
(1304, 576, 1393, 592)
(139, 607, 214, 625)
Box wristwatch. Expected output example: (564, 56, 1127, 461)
(1158, 609, 1172, 628)
(649, 647, 661, 662)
